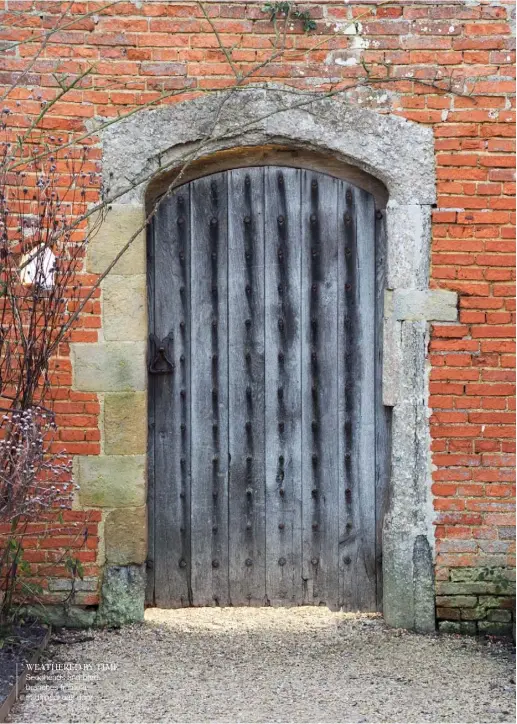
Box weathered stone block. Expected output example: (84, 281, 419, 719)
(102, 87, 436, 206)
(478, 621, 513, 636)
(437, 607, 460, 621)
(87, 205, 146, 276)
(383, 530, 435, 633)
(399, 321, 428, 404)
(460, 607, 486, 621)
(450, 566, 515, 586)
(74, 577, 99, 592)
(478, 595, 508, 609)
(105, 506, 147, 565)
(436, 595, 478, 608)
(413, 535, 436, 634)
(438, 620, 461, 634)
(390, 289, 458, 322)
(104, 392, 147, 455)
(383, 320, 429, 408)
(436, 581, 508, 596)
(382, 317, 401, 407)
(103, 275, 147, 342)
(389, 402, 428, 513)
(76, 455, 146, 508)
(386, 203, 431, 289)
(22, 604, 96, 629)
(48, 578, 73, 592)
(488, 609, 512, 623)
(438, 620, 477, 635)
(72, 342, 146, 392)
(95, 564, 145, 627)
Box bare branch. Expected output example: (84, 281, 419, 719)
(197, 2, 242, 81)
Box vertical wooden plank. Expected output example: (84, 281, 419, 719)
(300, 171, 339, 608)
(190, 172, 230, 606)
(152, 189, 191, 607)
(355, 187, 378, 611)
(264, 167, 303, 605)
(375, 207, 391, 612)
(228, 167, 266, 605)
(338, 183, 377, 611)
(336, 181, 348, 612)
(146, 217, 156, 605)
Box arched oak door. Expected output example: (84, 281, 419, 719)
(147, 166, 382, 610)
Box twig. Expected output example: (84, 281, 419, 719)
(197, 3, 241, 80)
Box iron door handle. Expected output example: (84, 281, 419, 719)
(148, 333, 174, 375)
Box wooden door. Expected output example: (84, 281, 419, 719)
(147, 166, 385, 610)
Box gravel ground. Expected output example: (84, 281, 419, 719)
(10, 607, 515, 723)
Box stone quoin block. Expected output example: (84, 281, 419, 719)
(390, 289, 458, 322)
(385, 203, 432, 290)
(382, 293, 458, 406)
(104, 392, 147, 455)
(86, 205, 146, 276)
(382, 318, 402, 408)
(105, 506, 147, 566)
(102, 275, 147, 342)
(71, 342, 146, 392)
(75, 455, 146, 508)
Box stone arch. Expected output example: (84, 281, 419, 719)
(75, 87, 458, 629)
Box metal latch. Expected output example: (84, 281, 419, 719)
(148, 333, 174, 375)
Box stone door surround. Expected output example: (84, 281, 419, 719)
(71, 87, 458, 630)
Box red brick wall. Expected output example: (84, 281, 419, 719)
(1, 0, 515, 630)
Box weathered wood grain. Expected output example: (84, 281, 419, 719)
(264, 167, 303, 605)
(375, 208, 391, 611)
(338, 183, 377, 611)
(228, 168, 266, 605)
(152, 190, 191, 607)
(300, 170, 340, 608)
(190, 173, 230, 606)
(150, 166, 382, 611)
(145, 216, 155, 605)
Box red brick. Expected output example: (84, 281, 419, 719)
(466, 383, 515, 396)
(432, 325, 469, 338)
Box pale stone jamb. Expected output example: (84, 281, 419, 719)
(70, 86, 453, 630)
(75, 455, 146, 508)
(86, 207, 146, 276)
(387, 289, 458, 323)
(105, 506, 147, 566)
(103, 275, 147, 342)
(71, 341, 146, 392)
(382, 289, 458, 632)
(104, 392, 147, 455)
(71, 215, 148, 625)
